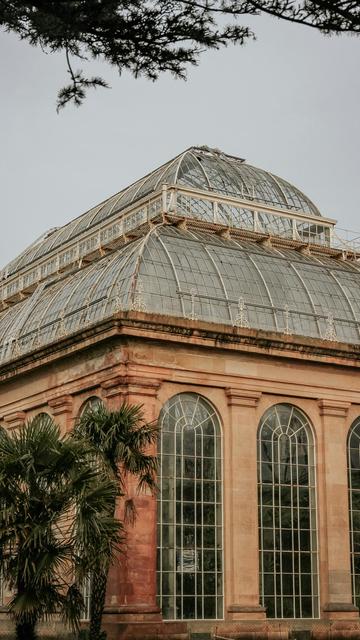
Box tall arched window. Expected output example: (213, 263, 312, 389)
(347, 417, 360, 608)
(78, 395, 103, 622)
(258, 404, 318, 619)
(157, 393, 223, 620)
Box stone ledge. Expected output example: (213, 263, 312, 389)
(104, 604, 161, 615)
(323, 603, 359, 612)
(227, 605, 266, 613)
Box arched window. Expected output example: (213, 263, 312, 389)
(79, 396, 103, 415)
(34, 412, 51, 421)
(30, 412, 52, 432)
(77, 395, 103, 621)
(157, 393, 223, 620)
(347, 417, 360, 608)
(258, 404, 318, 619)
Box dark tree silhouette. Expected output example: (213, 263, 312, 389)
(1, 1, 359, 109)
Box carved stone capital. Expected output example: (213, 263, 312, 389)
(100, 376, 127, 398)
(226, 388, 262, 408)
(48, 395, 73, 415)
(3, 411, 26, 430)
(101, 376, 161, 400)
(318, 399, 351, 418)
(125, 376, 161, 399)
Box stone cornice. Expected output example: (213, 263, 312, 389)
(0, 312, 360, 385)
(318, 399, 351, 418)
(226, 388, 262, 408)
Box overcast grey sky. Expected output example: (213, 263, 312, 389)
(0, 14, 359, 269)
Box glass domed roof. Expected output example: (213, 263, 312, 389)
(2, 146, 320, 279)
(0, 224, 359, 367)
(161, 147, 320, 216)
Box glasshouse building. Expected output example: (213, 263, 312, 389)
(1, 146, 360, 639)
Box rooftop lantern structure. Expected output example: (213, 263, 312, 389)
(0, 145, 360, 365)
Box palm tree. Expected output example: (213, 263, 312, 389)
(73, 402, 158, 640)
(0, 413, 122, 640)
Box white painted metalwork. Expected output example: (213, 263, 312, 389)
(155, 230, 187, 319)
(288, 263, 322, 338)
(283, 305, 292, 336)
(258, 404, 319, 619)
(1, 224, 360, 366)
(103, 241, 146, 319)
(1, 146, 334, 301)
(248, 254, 279, 331)
(328, 271, 360, 340)
(13, 338, 22, 357)
(186, 288, 199, 321)
(322, 313, 337, 341)
(2, 142, 360, 364)
(131, 278, 147, 313)
(233, 297, 249, 328)
(57, 310, 66, 338)
(157, 393, 223, 620)
(200, 241, 233, 323)
(32, 326, 41, 349)
(333, 228, 360, 254)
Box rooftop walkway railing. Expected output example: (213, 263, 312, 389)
(0, 184, 341, 309)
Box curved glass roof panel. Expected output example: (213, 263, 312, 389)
(1, 224, 360, 366)
(177, 150, 320, 216)
(1, 147, 321, 279)
(177, 152, 211, 191)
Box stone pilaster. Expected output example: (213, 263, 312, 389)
(225, 388, 266, 620)
(104, 377, 161, 621)
(100, 376, 127, 406)
(318, 399, 358, 619)
(48, 395, 73, 431)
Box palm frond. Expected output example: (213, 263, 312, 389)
(0, 412, 122, 632)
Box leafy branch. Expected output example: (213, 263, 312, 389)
(0, 1, 359, 109)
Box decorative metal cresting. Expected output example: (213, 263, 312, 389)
(13, 338, 22, 358)
(84, 295, 92, 325)
(114, 284, 122, 313)
(32, 326, 41, 348)
(186, 287, 199, 321)
(283, 304, 293, 336)
(233, 296, 249, 328)
(131, 278, 147, 313)
(57, 310, 66, 338)
(322, 312, 337, 342)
